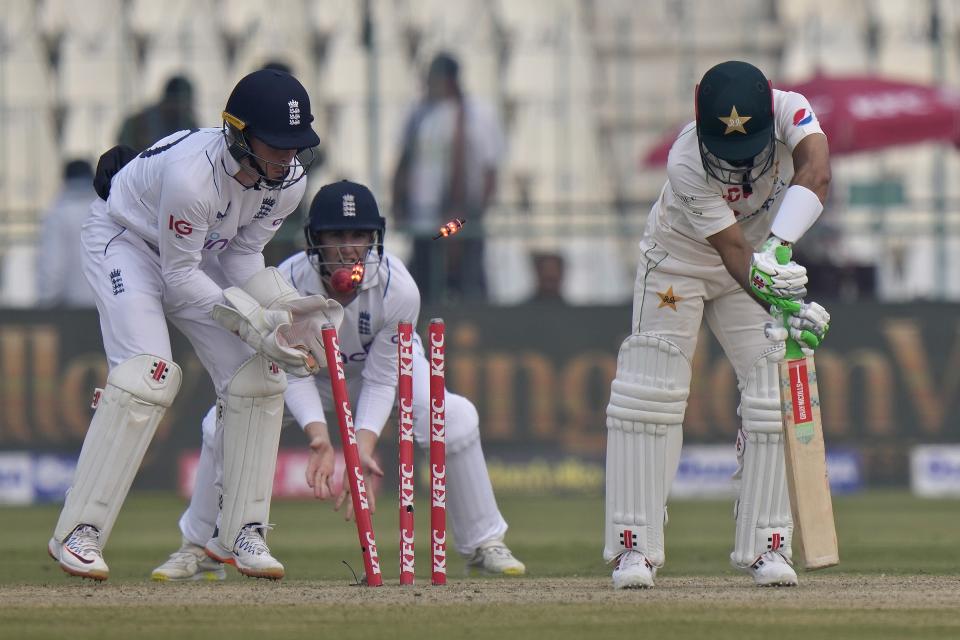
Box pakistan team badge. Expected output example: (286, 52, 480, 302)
(656, 286, 683, 311)
(718, 106, 751, 134)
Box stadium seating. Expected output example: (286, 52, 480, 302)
(3, 0, 960, 305)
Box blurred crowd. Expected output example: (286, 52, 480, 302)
(5, 52, 581, 309)
(8, 0, 960, 308)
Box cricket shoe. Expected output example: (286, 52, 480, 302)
(152, 538, 227, 582)
(747, 551, 798, 587)
(205, 524, 284, 580)
(48, 524, 109, 581)
(611, 550, 656, 589)
(466, 539, 526, 576)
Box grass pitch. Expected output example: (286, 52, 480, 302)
(2, 490, 959, 639)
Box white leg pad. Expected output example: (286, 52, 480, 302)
(731, 352, 793, 568)
(216, 354, 287, 551)
(55, 355, 181, 545)
(604, 334, 689, 566)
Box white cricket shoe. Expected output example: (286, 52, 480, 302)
(205, 524, 284, 580)
(611, 550, 655, 589)
(747, 551, 798, 587)
(48, 524, 109, 581)
(466, 539, 526, 576)
(152, 538, 227, 582)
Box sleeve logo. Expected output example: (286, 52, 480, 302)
(168, 215, 193, 237)
(793, 108, 814, 126)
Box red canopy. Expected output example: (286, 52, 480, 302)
(642, 73, 960, 166)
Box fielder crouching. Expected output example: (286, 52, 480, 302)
(153, 180, 525, 581)
(605, 61, 831, 589)
(46, 68, 335, 582)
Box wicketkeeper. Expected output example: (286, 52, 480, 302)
(605, 61, 831, 589)
(47, 69, 339, 581)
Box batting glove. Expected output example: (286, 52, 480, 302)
(750, 248, 808, 301)
(763, 301, 831, 353)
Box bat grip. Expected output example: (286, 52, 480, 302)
(774, 244, 807, 360)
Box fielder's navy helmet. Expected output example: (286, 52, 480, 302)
(304, 180, 386, 290)
(306, 180, 385, 238)
(695, 61, 775, 185)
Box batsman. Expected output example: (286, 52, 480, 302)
(605, 61, 832, 588)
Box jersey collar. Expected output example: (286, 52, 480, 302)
(220, 138, 263, 190)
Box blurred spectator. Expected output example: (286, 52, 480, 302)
(35, 159, 98, 308)
(391, 52, 504, 303)
(117, 75, 197, 152)
(529, 252, 567, 303)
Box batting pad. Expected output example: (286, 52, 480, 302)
(217, 353, 286, 552)
(731, 351, 793, 568)
(604, 333, 689, 566)
(55, 354, 181, 545)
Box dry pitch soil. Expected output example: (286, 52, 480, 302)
(2, 575, 958, 609)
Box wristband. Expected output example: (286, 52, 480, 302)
(770, 185, 823, 243)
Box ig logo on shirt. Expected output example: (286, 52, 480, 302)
(168, 215, 193, 238)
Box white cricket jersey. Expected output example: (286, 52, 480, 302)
(105, 128, 306, 311)
(644, 90, 824, 264)
(278, 250, 421, 435)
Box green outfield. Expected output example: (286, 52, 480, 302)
(2, 490, 959, 639)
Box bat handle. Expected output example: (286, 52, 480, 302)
(773, 243, 808, 360)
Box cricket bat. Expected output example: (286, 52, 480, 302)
(771, 243, 839, 570)
(779, 348, 839, 569)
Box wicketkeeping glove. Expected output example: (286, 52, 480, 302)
(239, 267, 345, 376)
(212, 288, 317, 377)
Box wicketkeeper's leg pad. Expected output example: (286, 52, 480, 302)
(731, 350, 793, 568)
(604, 333, 689, 566)
(54, 354, 181, 546)
(216, 354, 287, 553)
